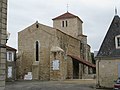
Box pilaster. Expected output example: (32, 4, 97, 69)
(0, 0, 7, 90)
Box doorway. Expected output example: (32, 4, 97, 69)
(73, 59, 79, 79)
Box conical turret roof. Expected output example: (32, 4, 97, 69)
(97, 15, 120, 58)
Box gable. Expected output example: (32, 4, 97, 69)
(52, 12, 83, 23)
(97, 15, 120, 58)
(18, 22, 55, 35)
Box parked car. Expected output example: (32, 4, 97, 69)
(114, 78, 120, 90)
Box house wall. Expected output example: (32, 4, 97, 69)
(6, 50, 16, 81)
(96, 59, 120, 88)
(0, 0, 7, 89)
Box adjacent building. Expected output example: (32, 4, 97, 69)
(17, 12, 95, 80)
(0, 0, 7, 89)
(96, 14, 120, 87)
(6, 46, 17, 81)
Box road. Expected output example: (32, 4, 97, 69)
(5, 79, 112, 90)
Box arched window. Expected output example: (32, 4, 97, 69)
(35, 41, 39, 61)
(61, 20, 68, 27)
(62, 21, 64, 27)
(66, 20, 68, 27)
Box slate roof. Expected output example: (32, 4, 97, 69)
(68, 54, 96, 68)
(97, 15, 120, 58)
(52, 12, 83, 23)
(6, 45, 17, 51)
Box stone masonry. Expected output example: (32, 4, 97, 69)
(17, 12, 93, 81)
(0, 0, 7, 90)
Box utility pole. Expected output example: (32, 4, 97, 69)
(0, 0, 7, 90)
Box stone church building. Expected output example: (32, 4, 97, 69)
(17, 12, 95, 80)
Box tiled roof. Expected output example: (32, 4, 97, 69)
(52, 12, 83, 22)
(6, 45, 17, 51)
(68, 54, 96, 68)
(97, 15, 120, 58)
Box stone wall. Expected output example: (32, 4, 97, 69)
(50, 51, 67, 80)
(6, 50, 16, 81)
(53, 18, 83, 38)
(56, 30, 80, 56)
(96, 59, 120, 88)
(17, 23, 56, 80)
(17, 22, 82, 80)
(0, 0, 7, 89)
(18, 16, 91, 80)
(55, 30, 81, 79)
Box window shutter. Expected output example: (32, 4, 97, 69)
(7, 52, 9, 61)
(12, 52, 14, 61)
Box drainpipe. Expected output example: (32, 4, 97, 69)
(97, 58, 101, 87)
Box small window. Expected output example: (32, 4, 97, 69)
(7, 52, 14, 61)
(115, 35, 120, 49)
(62, 20, 68, 27)
(36, 41, 39, 61)
(36, 24, 39, 28)
(66, 20, 68, 27)
(62, 21, 64, 27)
(117, 38, 120, 46)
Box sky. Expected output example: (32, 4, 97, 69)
(7, 0, 120, 52)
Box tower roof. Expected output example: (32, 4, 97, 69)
(52, 12, 83, 22)
(97, 15, 120, 58)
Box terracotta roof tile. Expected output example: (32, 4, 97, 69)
(68, 54, 96, 68)
(6, 45, 17, 51)
(52, 12, 83, 22)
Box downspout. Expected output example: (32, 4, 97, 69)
(97, 58, 101, 87)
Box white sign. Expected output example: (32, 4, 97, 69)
(24, 72, 32, 80)
(52, 60, 60, 70)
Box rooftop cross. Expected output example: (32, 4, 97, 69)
(67, 4, 69, 12)
(115, 7, 117, 15)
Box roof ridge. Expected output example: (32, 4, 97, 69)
(52, 12, 78, 20)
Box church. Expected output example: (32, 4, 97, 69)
(17, 12, 95, 80)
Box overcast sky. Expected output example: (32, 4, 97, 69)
(7, 0, 120, 52)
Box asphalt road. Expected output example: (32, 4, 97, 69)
(5, 80, 112, 90)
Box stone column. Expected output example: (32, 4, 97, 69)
(0, 0, 7, 90)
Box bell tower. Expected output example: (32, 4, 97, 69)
(52, 12, 83, 38)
